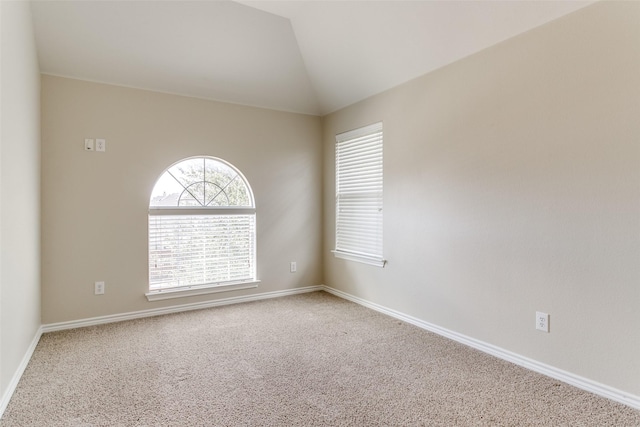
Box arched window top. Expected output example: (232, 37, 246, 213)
(150, 157, 254, 208)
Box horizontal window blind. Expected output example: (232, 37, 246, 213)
(149, 214, 255, 290)
(335, 122, 384, 265)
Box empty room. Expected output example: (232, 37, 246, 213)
(1, 0, 639, 425)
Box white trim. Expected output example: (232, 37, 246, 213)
(149, 207, 255, 216)
(2, 286, 322, 417)
(7, 286, 638, 417)
(320, 285, 640, 411)
(332, 250, 386, 268)
(43, 285, 324, 333)
(0, 327, 43, 419)
(146, 280, 260, 301)
(336, 121, 383, 142)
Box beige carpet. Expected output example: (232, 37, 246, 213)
(2, 291, 639, 426)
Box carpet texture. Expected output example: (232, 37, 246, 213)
(2, 291, 639, 426)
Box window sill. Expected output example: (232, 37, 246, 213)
(332, 250, 386, 268)
(146, 280, 260, 302)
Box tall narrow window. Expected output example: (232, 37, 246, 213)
(148, 157, 257, 300)
(334, 122, 385, 267)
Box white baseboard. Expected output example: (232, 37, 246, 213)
(6, 284, 637, 419)
(321, 285, 640, 411)
(0, 327, 43, 419)
(42, 285, 324, 333)
(2, 285, 322, 419)
(0, 286, 324, 418)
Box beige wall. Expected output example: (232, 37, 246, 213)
(0, 1, 41, 399)
(41, 75, 322, 323)
(323, 2, 640, 395)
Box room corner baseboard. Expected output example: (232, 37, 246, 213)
(320, 285, 640, 411)
(42, 285, 325, 333)
(2, 286, 323, 418)
(0, 327, 43, 419)
(7, 285, 637, 418)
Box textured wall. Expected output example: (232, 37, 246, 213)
(323, 2, 640, 395)
(0, 1, 41, 399)
(41, 76, 323, 323)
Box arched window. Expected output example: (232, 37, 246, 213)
(148, 157, 256, 298)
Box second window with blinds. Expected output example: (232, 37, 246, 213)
(333, 122, 385, 267)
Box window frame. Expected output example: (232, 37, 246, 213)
(146, 156, 259, 301)
(333, 122, 386, 268)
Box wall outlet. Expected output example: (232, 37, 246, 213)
(290, 261, 297, 273)
(96, 138, 106, 152)
(536, 311, 549, 332)
(95, 281, 105, 295)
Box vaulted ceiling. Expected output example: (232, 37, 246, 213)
(30, 1, 594, 116)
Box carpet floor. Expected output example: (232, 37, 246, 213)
(1, 291, 639, 426)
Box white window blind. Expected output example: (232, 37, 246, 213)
(334, 122, 385, 267)
(149, 214, 255, 290)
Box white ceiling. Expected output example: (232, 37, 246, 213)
(30, 1, 594, 116)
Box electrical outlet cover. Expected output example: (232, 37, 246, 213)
(536, 311, 549, 332)
(95, 281, 105, 295)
